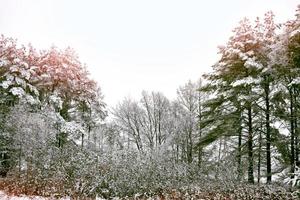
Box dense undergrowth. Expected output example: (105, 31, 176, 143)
(1, 179, 299, 199)
(0, 150, 299, 199)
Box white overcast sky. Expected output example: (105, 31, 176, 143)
(0, 0, 299, 106)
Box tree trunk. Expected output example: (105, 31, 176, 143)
(237, 111, 242, 181)
(198, 87, 202, 167)
(19, 143, 22, 176)
(258, 128, 262, 184)
(294, 89, 299, 167)
(81, 133, 84, 148)
(176, 144, 179, 163)
(290, 88, 295, 178)
(265, 77, 271, 183)
(187, 129, 193, 163)
(247, 106, 254, 184)
(198, 148, 202, 167)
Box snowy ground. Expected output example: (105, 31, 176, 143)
(0, 191, 71, 200)
(0, 191, 44, 200)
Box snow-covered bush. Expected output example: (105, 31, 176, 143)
(88, 149, 206, 198)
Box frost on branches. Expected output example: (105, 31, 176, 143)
(0, 34, 106, 196)
(1, 4, 300, 200)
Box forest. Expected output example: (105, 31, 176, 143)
(0, 4, 300, 200)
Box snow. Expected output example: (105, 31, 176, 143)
(20, 69, 31, 80)
(61, 121, 85, 136)
(0, 191, 70, 200)
(28, 84, 39, 96)
(49, 94, 63, 109)
(9, 65, 19, 73)
(13, 58, 21, 64)
(24, 94, 38, 105)
(1, 80, 12, 89)
(10, 87, 25, 97)
(15, 77, 26, 88)
(289, 77, 300, 86)
(5, 74, 14, 81)
(0, 59, 8, 67)
(231, 77, 260, 87)
(244, 58, 263, 69)
(238, 52, 249, 61)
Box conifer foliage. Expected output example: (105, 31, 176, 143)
(0, 5, 300, 199)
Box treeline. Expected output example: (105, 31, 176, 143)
(110, 6, 300, 186)
(0, 5, 299, 199)
(0, 36, 107, 196)
(199, 8, 300, 184)
(112, 81, 203, 163)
